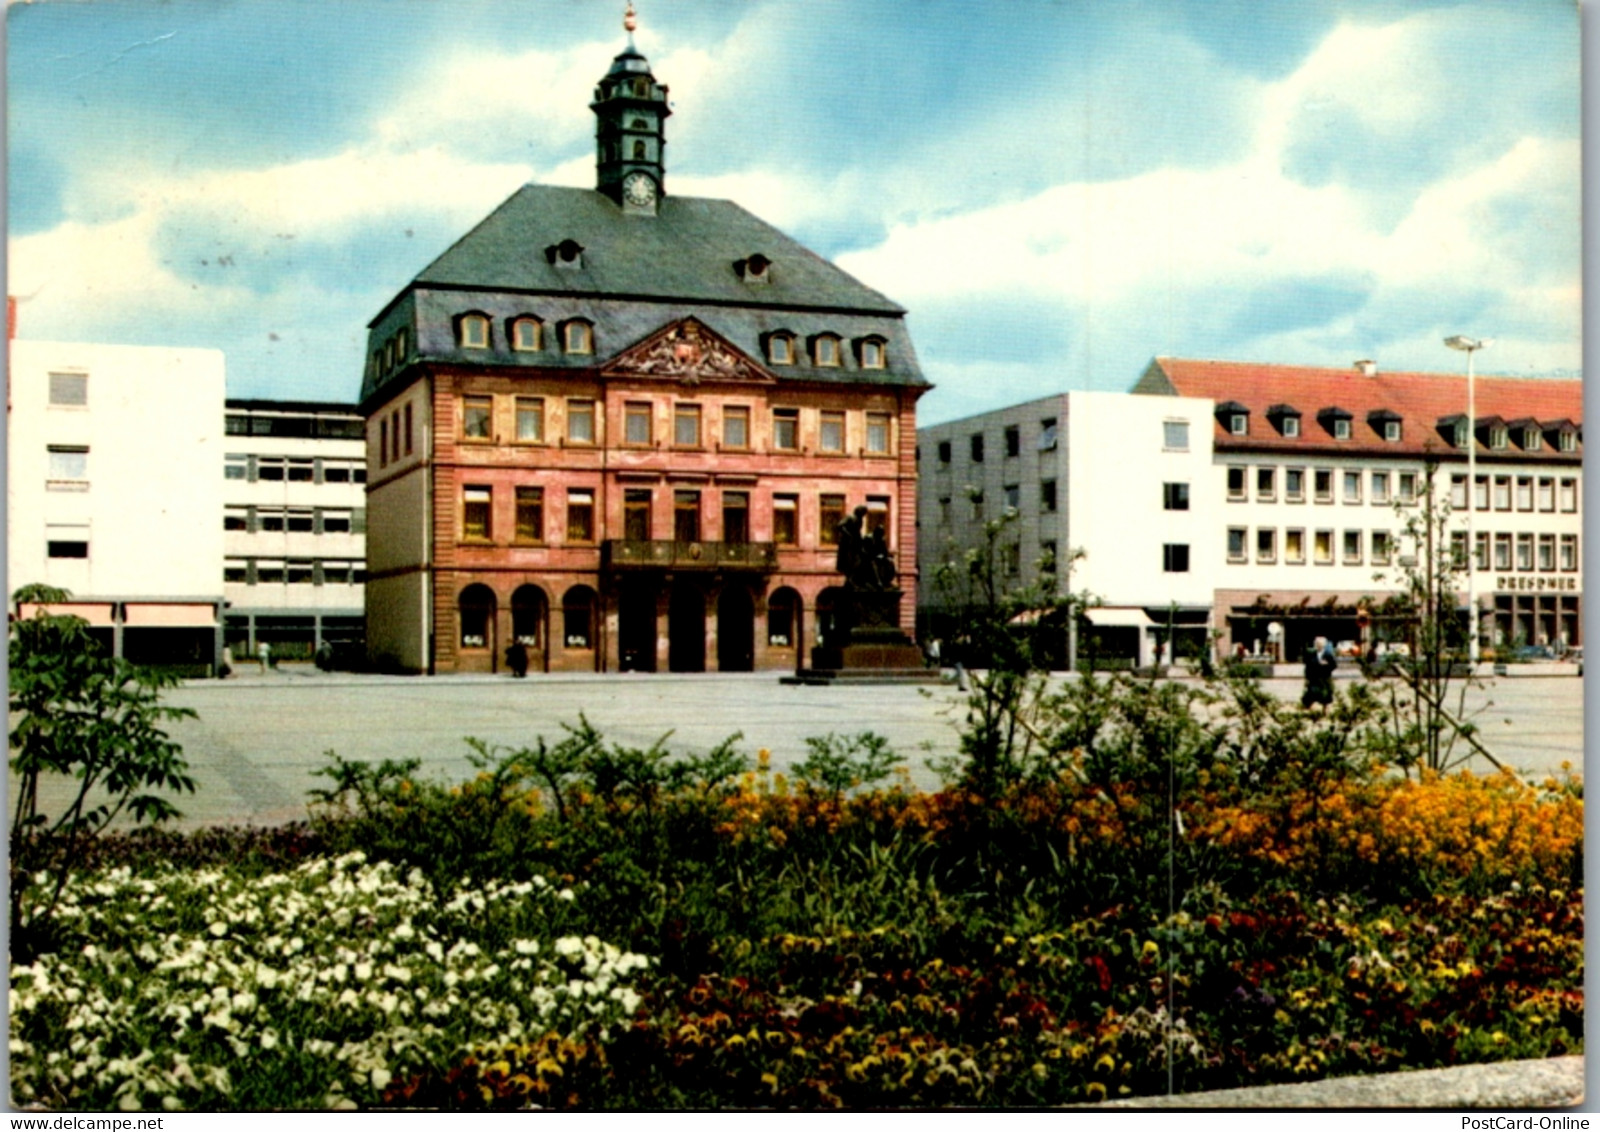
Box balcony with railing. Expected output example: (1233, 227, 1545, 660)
(602, 539, 778, 571)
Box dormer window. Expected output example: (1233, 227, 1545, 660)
(1367, 409, 1402, 442)
(857, 337, 887, 369)
(812, 334, 842, 367)
(1266, 403, 1300, 438)
(734, 254, 772, 283)
(1522, 425, 1542, 451)
(1559, 428, 1578, 453)
(561, 320, 594, 356)
(1489, 424, 1508, 450)
(544, 238, 585, 267)
(1438, 414, 1471, 448)
(510, 317, 543, 352)
(1214, 401, 1248, 436)
(766, 331, 796, 366)
(457, 313, 491, 350)
(1317, 407, 1353, 440)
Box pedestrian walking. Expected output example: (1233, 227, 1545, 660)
(1301, 635, 1335, 709)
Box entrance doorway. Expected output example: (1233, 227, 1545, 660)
(619, 580, 658, 672)
(717, 585, 754, 672)
(669, 581, 705, 672)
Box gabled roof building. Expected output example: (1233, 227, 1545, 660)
(360, 14, 928, 674)
(918, 358, 1581, 669)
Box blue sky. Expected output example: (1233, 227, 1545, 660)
(7, 0, 1581, 424)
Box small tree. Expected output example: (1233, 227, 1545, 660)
(1367, 465, 1498, 774)
(930, 503, 1087, 796)
(9, 584, 197, 949)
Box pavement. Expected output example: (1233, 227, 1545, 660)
(1102, 1055, 1584, 1109)
(9, 666, 1583, 829)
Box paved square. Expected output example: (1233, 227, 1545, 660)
(9, 669, 1584, 829)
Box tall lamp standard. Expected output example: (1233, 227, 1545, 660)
(1444, 335, 1492, 666)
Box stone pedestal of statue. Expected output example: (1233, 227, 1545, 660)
(784, 587, 939, 685)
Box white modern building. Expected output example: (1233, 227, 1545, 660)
(222, 400, 367, 660)
(918, 358, 1582, 668)
(8, 339, 227, 673)
(917, 390, 1220, 668)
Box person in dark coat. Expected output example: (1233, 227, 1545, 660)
(506, 640, 530, 678)
(1301, 635, 1335, 709)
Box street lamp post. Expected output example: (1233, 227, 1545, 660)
(1444, 335, 1492, 667)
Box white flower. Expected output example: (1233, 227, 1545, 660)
(371, 1068, 392, 1092)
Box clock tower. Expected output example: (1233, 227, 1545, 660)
(592, 3, 670, 215)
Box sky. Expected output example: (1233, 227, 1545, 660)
(5, 0, 1582, 425)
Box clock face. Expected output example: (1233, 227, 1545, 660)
(624, 173, 656, 207)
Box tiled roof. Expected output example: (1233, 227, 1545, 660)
(410, 184, 904, 314)
(1135, 357, 1582, 460)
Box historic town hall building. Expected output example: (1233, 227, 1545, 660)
(359, 17, 928, 673)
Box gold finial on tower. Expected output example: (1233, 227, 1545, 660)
(624, 2, 637, 34)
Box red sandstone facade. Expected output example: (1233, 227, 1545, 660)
(365, 324, 923, 674)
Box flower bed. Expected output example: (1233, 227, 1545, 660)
(10, 740, 1584, 1109)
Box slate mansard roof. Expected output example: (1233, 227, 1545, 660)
(1135, 356, 1582, 462)
(362, 184, 926, 404)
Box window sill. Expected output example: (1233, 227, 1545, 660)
(45, 480, 89, 492)
(459, 538, 495, 546)
(510, 539, 547, 548)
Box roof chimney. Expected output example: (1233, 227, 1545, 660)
(1354, 359, 1377, 376)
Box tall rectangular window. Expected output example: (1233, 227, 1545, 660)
(1560, 478, 1578, 511)
(1163, 482, 1189, 511)
(403, 403, 414, 455)
(722, 492, 749, 544)
(380, 418, 389, 466)
(1474, 475, 1489, 511)
(1163, 421, 1189, 450)
(1314, 530, 1333, 564)
(516, 487, 544, 542)
(723, 405, 750, 449)
(462, 486, 492, 541)
(1516, 532, 1533, 571)
(1474, 531, 1489, 571)
(865, 497, 890, 538)
(1450, 475, 1468, 509)
(1004, 425, 1020, 458)
(674, 403, 702, 448)
(1494, 533, 1512, 570)
(1162, 544, 1190, 573)
(674, 491, 701, 542)
(516, 397, 545, 442)
(1256, 467, 1275, 501)
(1538, 477, 1555, 511)
(625, 401, 653, 445)
(1560, 534, 1578, 571)
(1516, 476, 1534, 511)
(623, 489, 651, 541)
(1449, 531, 1467, 566)
(463, 396, 492, 440)
(773, 495, 798, 545)
(1227, 527, 1247, 562)
(1343, 530, 1363, 563)
(1343, 470, 1362, 503)
(1255, 527, 1276, 563)
(48, 373, 88, 406)
(937, 439, 951, 463)
(866, 412, 891, 454)
(1041, 479, 1058, 512)
(820, 494, 846, 545)
(567, 400, 596, 444)
(566, 489, 595, 542)
(1397, 472, 1417, 503)
(819, 410, 845, 453)
(1285, 528, 1306, 564)
(1314, 469, 1333, 503)
(1370, 471, 1390, 504)
(1494, 476, 1511, 511)
(970, 434, 985, 462)
(1538, 533, 1556, 571)
(1227, 467, 1246, 501)
(773, 408, 799, 451)
(1285, 468, 1305, 502)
